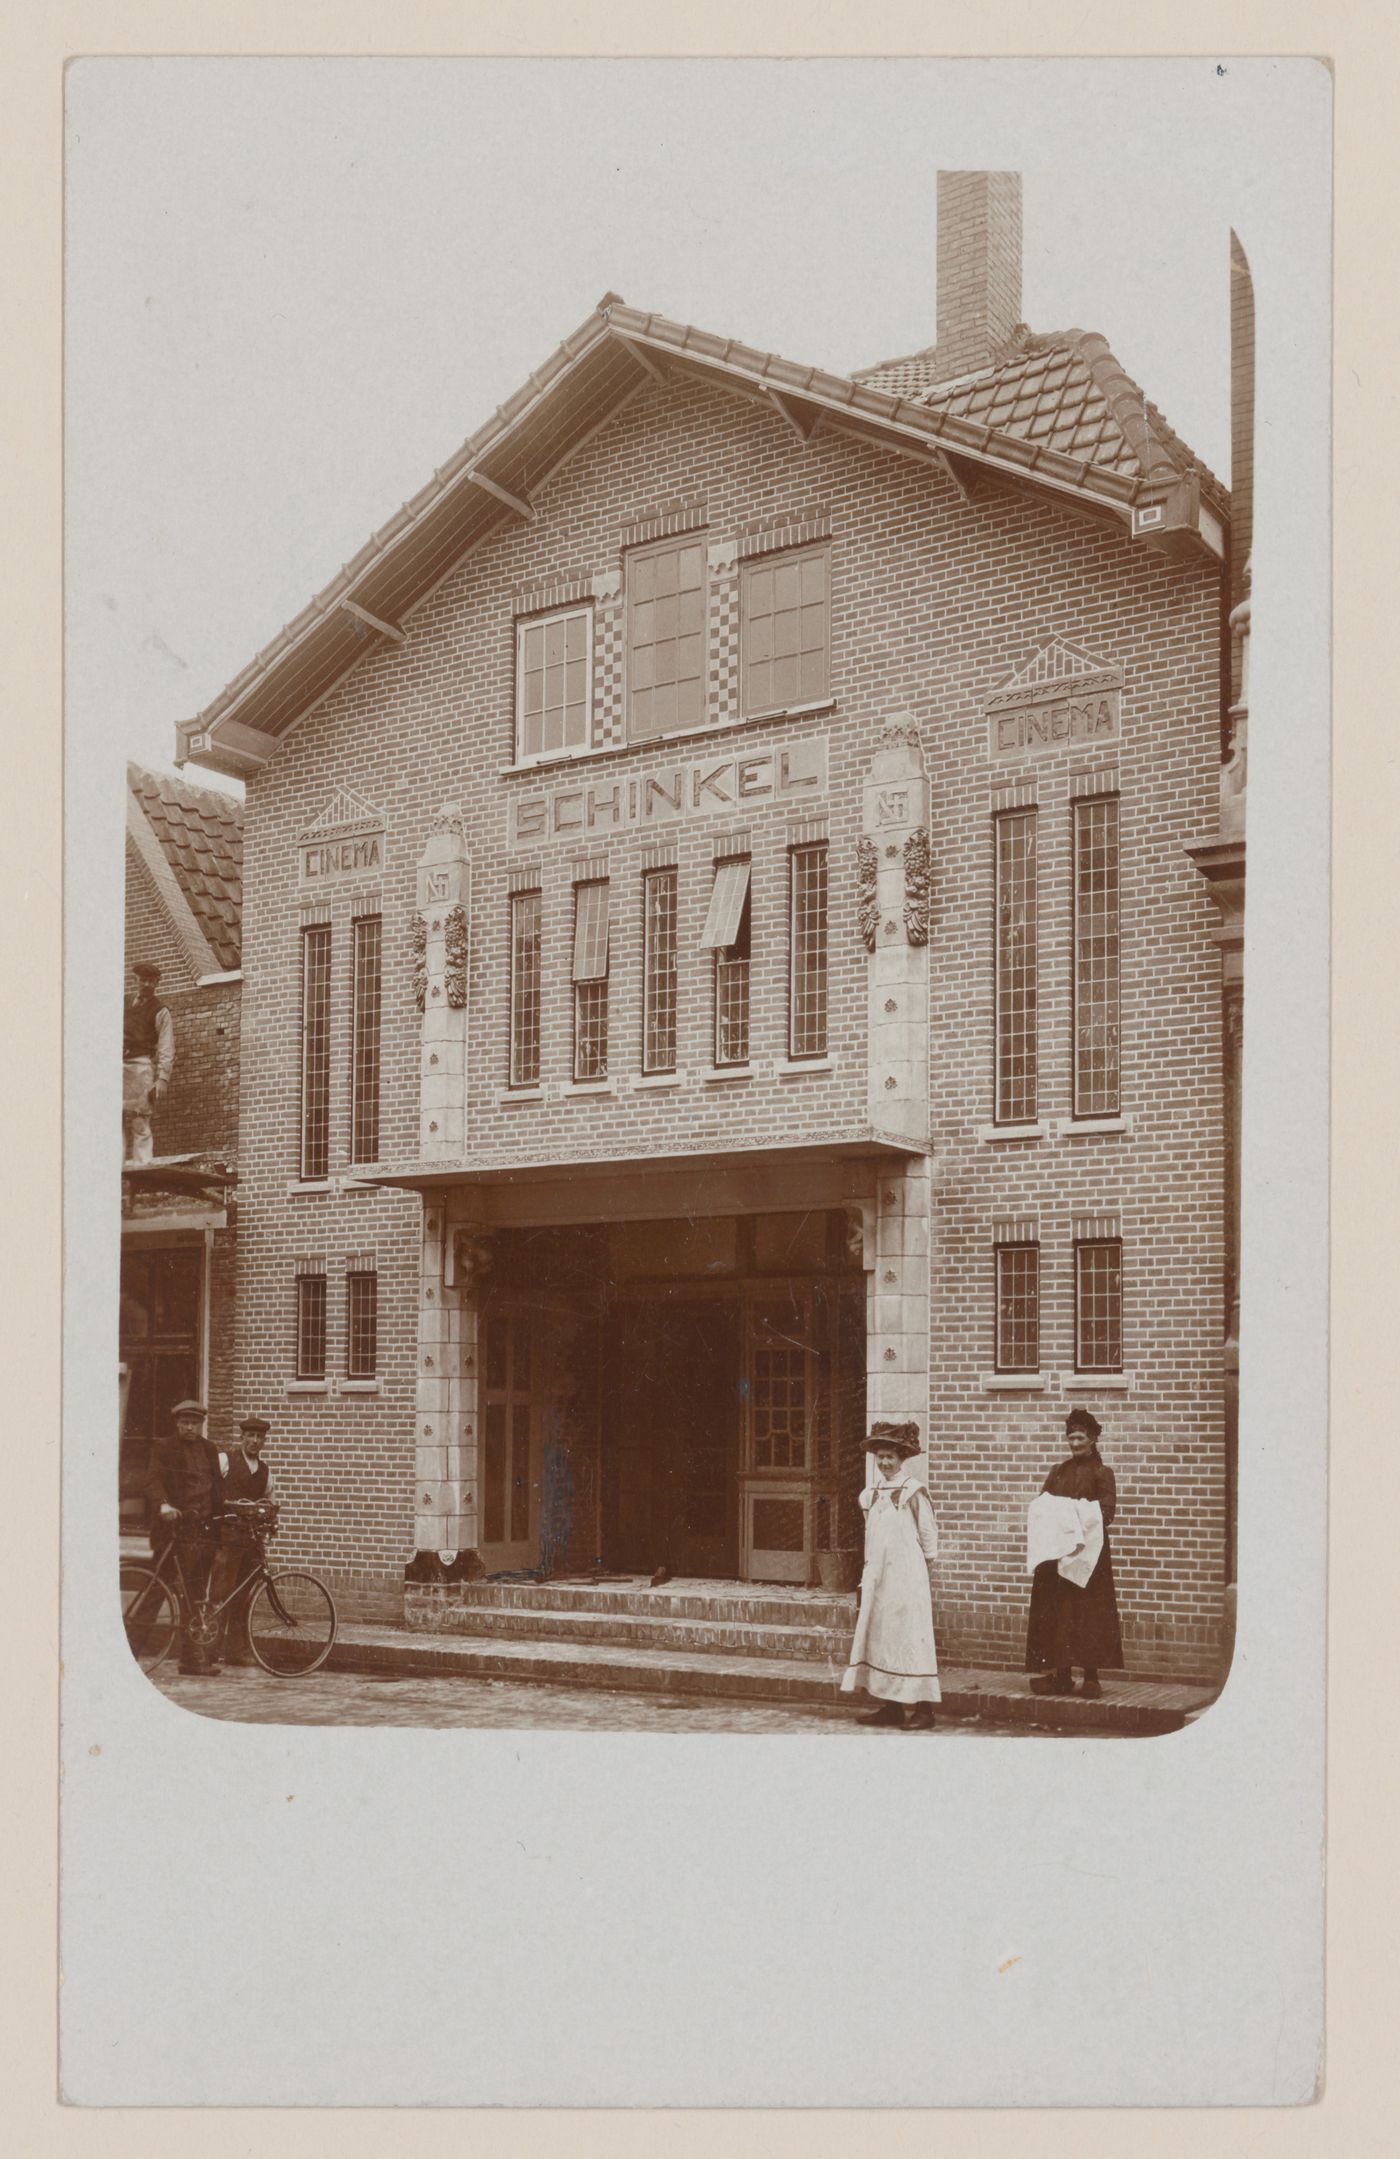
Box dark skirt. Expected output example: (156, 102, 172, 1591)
(1025, 1540, 1124, 1672)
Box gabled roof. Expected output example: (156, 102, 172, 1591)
(855, 326, 1228, 514)
(127, 763, 243, 971)
(179, 298, 1227, 781)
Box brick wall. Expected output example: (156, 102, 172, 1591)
(230, 368, 1226, 1672)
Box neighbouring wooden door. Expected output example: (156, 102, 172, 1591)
(606, 1299, 741, 1578)
(479, 1308, 544, 1573)
(119, 1245, 202, 1527)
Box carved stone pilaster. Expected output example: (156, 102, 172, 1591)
(416, 805, 472, 1160)
(861, 714, 931, 1146)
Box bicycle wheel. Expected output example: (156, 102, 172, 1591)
(120, 1564, 179, 1675)
(246, 1571, 337, 1676)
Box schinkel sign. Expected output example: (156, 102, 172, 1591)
(987, 672, 1121, 759)
(509, 735, 828, 847)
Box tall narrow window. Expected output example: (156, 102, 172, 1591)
(741, 545, 829, 716)
(627, 538, 706, 741)
(1074, 1239, 1123, 1373)
(995, 1243, 1041, 1373)
(346, 1267, 378, 1380)
(295, 1270, 327, 1381)
(299, 923, 332, 1181)
(788, 843, 829, 1059)
(572, 879, 610, 1082)
(702, 854, 752, 1067)
(641, 867, 678, 1074)
(509, 889, 542, 1087)
(350, 914, 382, 1165)
(995, 810, 1038, 1123)
(1073, 795, 1121, 1116)
(515, 608, 592, 762)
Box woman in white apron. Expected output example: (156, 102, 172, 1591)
(840, 1420, 941, 1729)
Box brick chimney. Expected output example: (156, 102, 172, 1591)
(936, 170, 1023, 378)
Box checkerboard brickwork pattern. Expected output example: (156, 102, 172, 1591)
(590, 567, 625, 747)
(706, 537, 741, 729)
(226, 367, 1228, 1678)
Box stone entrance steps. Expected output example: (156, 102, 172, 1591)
(406, 1576, 856, 1664)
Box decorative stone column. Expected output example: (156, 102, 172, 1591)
(406, 806, 477, 1586)
(859, 716, 934, 1481)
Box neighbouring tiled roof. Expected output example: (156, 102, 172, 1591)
(128, 764, 243, 970)
(855, 328, 1227, 513)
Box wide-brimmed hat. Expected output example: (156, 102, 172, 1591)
(868, 1419, 922, 1459)
(171, 1399, 207, 1420)
(1065, 1406, 1102, 1441)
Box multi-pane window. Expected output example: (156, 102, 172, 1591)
(1073, 796, 1121, 1116)
(741, 546, 829, 716)
(572, 880, 610, 1081)
(995, 810, 1038, 1123)
(750, 1301, 808, 1470)
(299, 924, 332, 1181)
(509, 889, 542, 1087)
(349, 914, 382, 1165)
(995, 1244, 1041, 1373)
(1075, 1239, 1124, 1373)
(516, 608, 592, 762)
(788, 843, 829, 1059)
(295, 1270, 327, 1382)
(346, 1268, 378, 1381)
(702, 856, 752, 1067)
(627, 538, 705, 741)
(641, 867, 678, 1074)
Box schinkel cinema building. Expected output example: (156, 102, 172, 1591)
(179, 173, 1244, 1682)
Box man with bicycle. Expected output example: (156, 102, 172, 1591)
(145, 1398, 225, 1676)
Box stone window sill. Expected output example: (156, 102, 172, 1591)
(342, 1379, 382, 1394)
(496, 1087, 546, 1107)
(285, 1379, 328, 1395)
(776, 1056, 835, 1078)
(285, 1178, 336, 1196)
(1063, 1371, 1133, 1392)
(561, 1080, 613, 1097)
(497, 700, 839, 779)
(1057, 1114, 1132, 1137)
(630, 1071, 686, 1090)
(286, 1174, 378, 1195)
(703, 1064, 753, 1084)
(976, 1121, 1046, 1144)
(980, 1373, 1046, 1392)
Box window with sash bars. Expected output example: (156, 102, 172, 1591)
(572, 880, 610, 1081)
(995, 1243, 1041, 1373)
(294, 1271, 327, 1381)
(349, 914, 382, 1165)
(702, 855, 752, 1067)
(515, 607, 591, 762)
(627, 538, 706, 742)
(994, 809, 1038, 1123)
(1074, 1239, 1124, 1372)
(641, 867, 678, 1073)
(345, 1268, 378, 1380)
(509, 890, 542, 1087)
(299, 923, 332, 1181)
(788, 842, 829, 1059)
(1073, 796, 1121, 1117)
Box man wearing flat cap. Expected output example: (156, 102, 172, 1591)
(145, 1399, 225, 1674)
(122, 960, 175, 1165)
(213, 1417, 273, 1663)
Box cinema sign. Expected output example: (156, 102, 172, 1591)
(985, 641, 1123, 760)
(508, 735, 829, 848)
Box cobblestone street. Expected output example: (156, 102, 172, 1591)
(152, 1665, 1084, 1735)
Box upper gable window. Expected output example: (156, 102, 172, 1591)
(627, 538, 706, 742)
(741, 545, 830, 717)
(516, 607, 592, 764)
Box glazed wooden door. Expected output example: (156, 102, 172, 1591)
(605, 1299, 741, 1578)
(478, 1309, 544, 1573)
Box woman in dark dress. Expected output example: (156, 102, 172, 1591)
(1025, 1406, 1124, 1698)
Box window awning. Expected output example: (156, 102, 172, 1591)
(572, 881, 610, 981)
(700, 857, 751, 950)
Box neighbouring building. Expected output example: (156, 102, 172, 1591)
(178, 171, 1236, 1678)
(120, 763, 242, 1534)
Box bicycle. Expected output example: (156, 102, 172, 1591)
(120, 1499, 338, 1677)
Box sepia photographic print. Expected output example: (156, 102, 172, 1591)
(61, 51, 1330, 2109)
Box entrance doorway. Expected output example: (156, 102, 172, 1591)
(119, 1243, 202, 1530)
(479, 1307, 545, 1573)
(604, 1299, 742, 1578)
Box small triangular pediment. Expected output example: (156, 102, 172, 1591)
(299, 787, 386, 842)
(987, 637, 1122, 711)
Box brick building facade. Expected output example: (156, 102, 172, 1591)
(180, 172, 1235, 1678)
(120, 765, 242, 1529)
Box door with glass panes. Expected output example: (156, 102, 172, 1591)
(479, 1308, 544, 1573)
